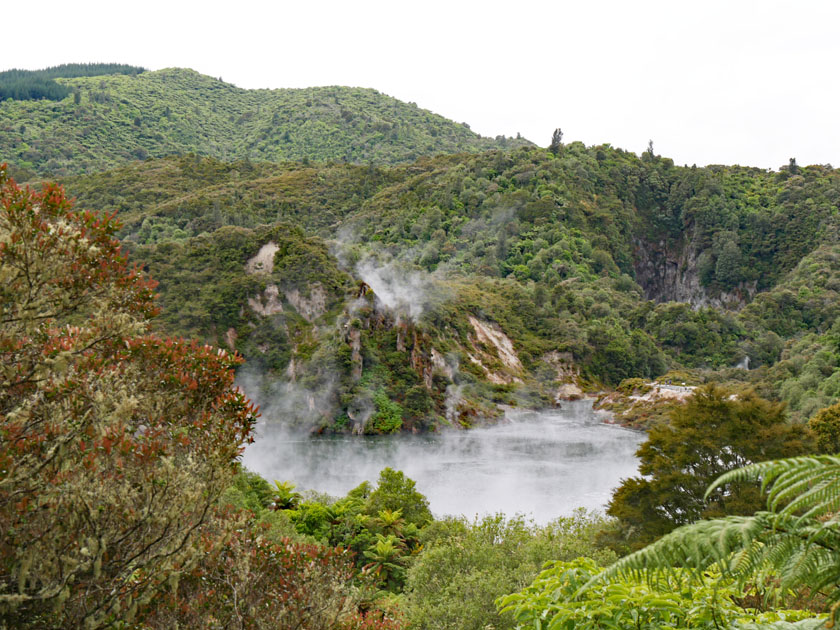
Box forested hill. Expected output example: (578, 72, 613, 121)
(58, 145, 840, 433)
(0, 67, 530, 176)
(0, 63, 145, 101)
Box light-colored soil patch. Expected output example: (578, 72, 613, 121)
(247, 284, 284, 316)
(245, 241, 279, 275)
(286, 283, 327, 322)
(542, 350, 584, 401)
(556, 382, 584, 400)
(431, 348, 455, 380)
(468, 316, 524, 372)
(597, 382, 696, 429)
(629, 384, 695, 403)
(467, 352, 510, 384)
(224, 327, 237, 351)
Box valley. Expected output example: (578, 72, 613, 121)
(2, 63, 838, 630)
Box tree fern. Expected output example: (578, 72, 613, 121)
(584, 456, 840, 625)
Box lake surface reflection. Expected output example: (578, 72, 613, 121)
(242, 400, 643, 524)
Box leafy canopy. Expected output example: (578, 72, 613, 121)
(606, 385, 811, 549)
(0, 165, 257, 628)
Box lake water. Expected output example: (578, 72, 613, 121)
(241, 400, 643, 524)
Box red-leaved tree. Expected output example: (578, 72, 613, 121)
(0, 165, 258, 628)
(139, 510, 406, 629)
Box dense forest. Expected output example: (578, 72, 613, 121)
(51, 145, 840, 433)
(0, 63, 145, 101)
(0, 68, 528, 176)
(2, 64, 839, 629)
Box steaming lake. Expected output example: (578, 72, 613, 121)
(242, 400, 643, 523)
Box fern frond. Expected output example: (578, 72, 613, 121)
(582, 509, 840, 598)
(707, 456, 840, 521)
(767, 467, 833, 511)
(578, 515, 768, 594)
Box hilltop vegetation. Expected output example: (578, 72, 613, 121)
(0, 63, 144, 101)
(0, 67, 528, 176)
(48, 141, 840, 433)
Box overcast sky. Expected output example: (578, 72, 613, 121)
(6, 0, 839, 168)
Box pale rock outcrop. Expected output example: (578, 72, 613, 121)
(543, 351, 584, 401)
(468, 316, 524, 372)
(245, 241, 279, 275)
(286, 284, 327, 322)
(431, 348, 455, 380)
(247, 284, 284, 316)
(224, 327, 238, 351)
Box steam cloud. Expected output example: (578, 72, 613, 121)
(236, 365, 338, 430)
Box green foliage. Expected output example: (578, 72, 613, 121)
(367, 389, 404, 434)
(265, 468, 428, 596)
(765, 317, 840, 422)
(497, 557, 822, 630)
(809, 401, 840, 453)
(588, 455, 840, 627)
(645, 302, 745, 367)
(140, 510, 403, 630)
(0, 68, 528, 175)
(405, 511, 616, 630)
(272, 480, 304, 509)
(0, 63, 144, 101)
(38, 140, 840, 426)
(0, 168, 258, 627)
(365, 468, 432, 528)
(606, 385, 812, 549)
(363, 533, 407, 593)
(220, 469, 275, 513)
(617, 378, 651, 395)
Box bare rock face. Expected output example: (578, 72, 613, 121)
(543, 351, 584, 401)
(431, 348, 455, 380)
(286, 284, 327, 322)
(247, 284, 284, 316)
(409, 329, 433, 389)
(346, 327, 363, 382)
(633, 237, 756, 309)
(224, 327, 238, 351)
(245, 241, 279, 275)
(466, 316, 524, 384)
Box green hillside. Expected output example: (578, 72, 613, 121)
(4, 65, 840, 629)
(0, 63, 145, 101)
(0, 67, 529, 176)
(57, 144, 840, 432)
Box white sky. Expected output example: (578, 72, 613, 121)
(5, 0, 840, 168)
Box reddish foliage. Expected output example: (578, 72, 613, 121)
(0, 165, 259, 627)
(140, 510, 405, 629)
(0, 164, 404, 629)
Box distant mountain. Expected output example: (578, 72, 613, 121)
(0, 67, 530, 176)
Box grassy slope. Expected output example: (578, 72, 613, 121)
(0, 68, 529, 176)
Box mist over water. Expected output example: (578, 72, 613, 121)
(242, 400, 643, 524)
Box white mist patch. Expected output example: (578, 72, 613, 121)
(356, 258, 440, 322)
(444, 384, 463, 423)
(242, 400, 644, 524)
(236, 367, 337, 429)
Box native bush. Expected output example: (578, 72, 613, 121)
(0, 165, 257, 627)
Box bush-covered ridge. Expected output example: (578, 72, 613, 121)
(0, 63, 145, 101)
(0, 67, 530, 175)
(52, 142, 840, 432)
